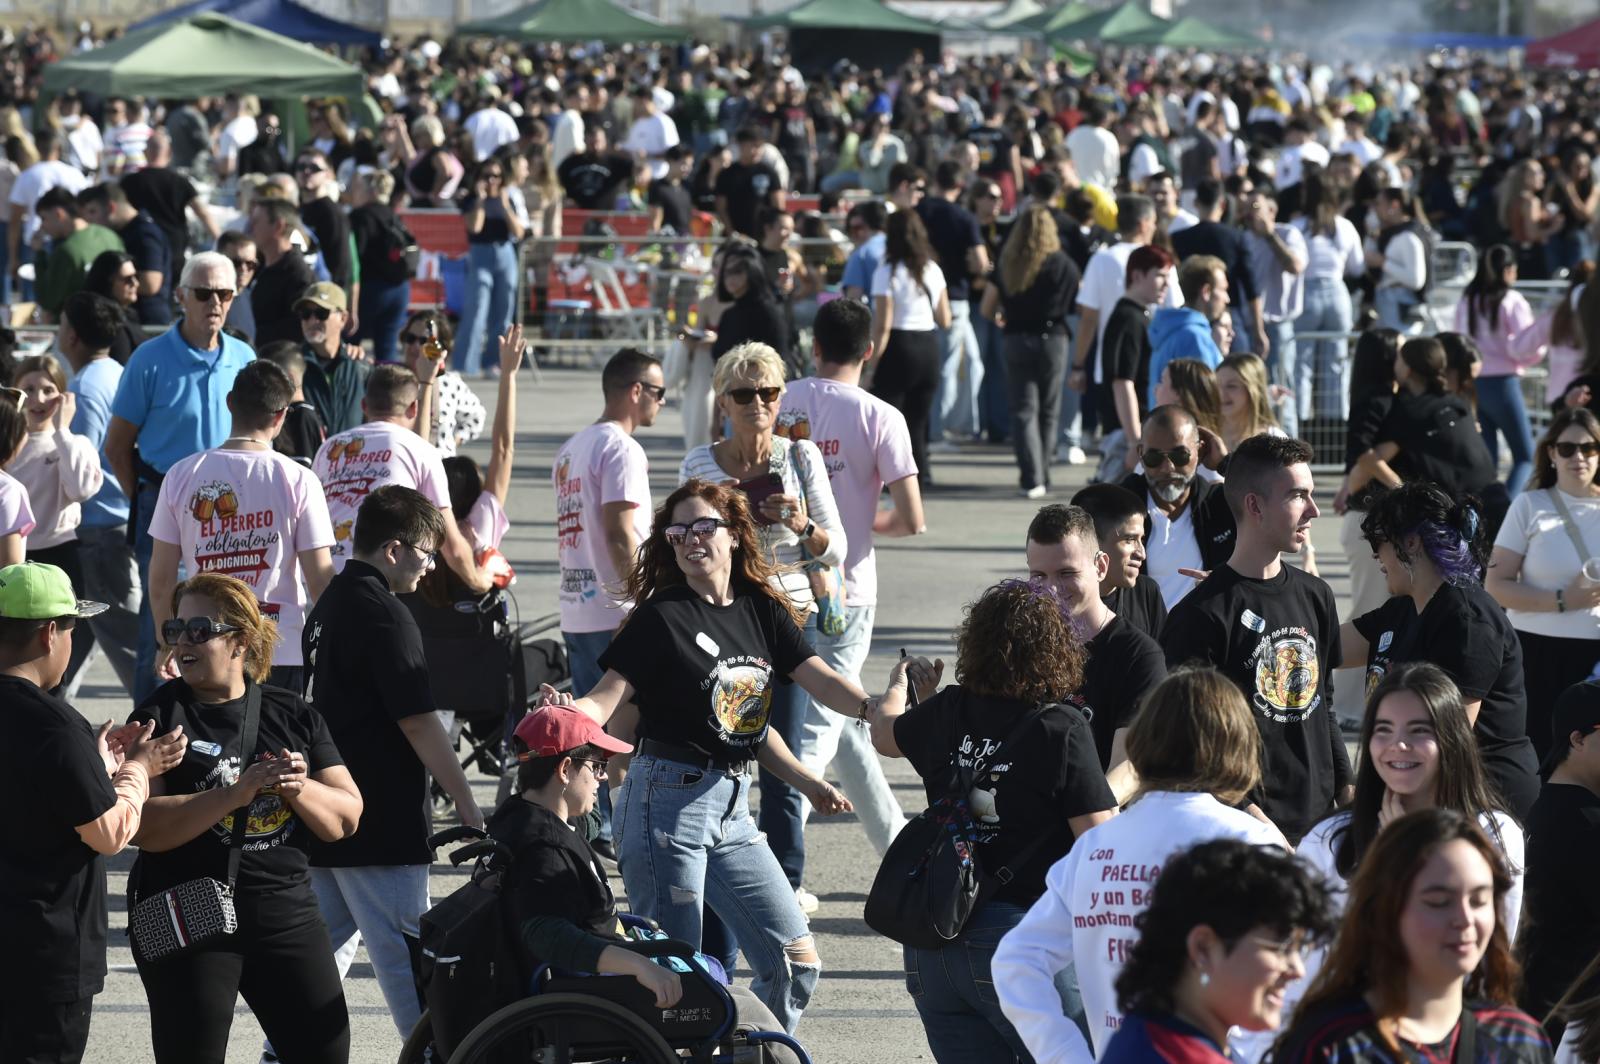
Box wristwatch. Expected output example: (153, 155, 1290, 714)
(801, 520, 816, 540)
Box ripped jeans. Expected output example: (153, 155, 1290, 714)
(614, 754, 818, 1034)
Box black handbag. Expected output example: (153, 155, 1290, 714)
(864, 701, 1058, 950)
(128, 683, 261, 964)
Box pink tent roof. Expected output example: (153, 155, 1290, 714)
(1527, 15, 1600, 69)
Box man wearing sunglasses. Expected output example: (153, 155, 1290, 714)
(295, 281, 370, 436)
(248, 196, 317, 348)
(106, 251, 254, 703)
(1117, 404, 1235, 609)
(295, 150, 354, 301)
(77, 183, 172, 325)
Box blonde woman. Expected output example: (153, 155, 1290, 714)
(1498, 158, 1564, 280)
(519, 144, 562, 332)
(403, 114, 460, 207)
(349, 168, 412, 363)
(1217, 353, 1283, 451)
(980, 204, 1080, 497)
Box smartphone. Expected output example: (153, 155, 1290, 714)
(737, 472, 784, 526)
(901, 649, 919, 708)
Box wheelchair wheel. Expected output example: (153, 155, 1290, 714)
(398, 1009, 435, 1064)
(446, 993, 680, 1064)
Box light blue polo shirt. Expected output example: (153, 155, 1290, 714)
(69, 356, 130, 528)
(109, 322, 256, 475)
(841, 232, 886, 295)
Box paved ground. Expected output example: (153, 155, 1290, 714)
(74, 362, 1361, 1063)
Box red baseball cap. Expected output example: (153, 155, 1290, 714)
(513, 706, 633, 760)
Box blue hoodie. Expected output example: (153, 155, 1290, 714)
(1147, 307, 1223, 398)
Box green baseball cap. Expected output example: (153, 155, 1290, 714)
(0, 562, 108, 620)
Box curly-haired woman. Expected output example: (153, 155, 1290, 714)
(535, 478, 887, 1034)
(869, 581, 1118, 1062)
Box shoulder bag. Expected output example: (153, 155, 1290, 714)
(790, 439, 849, 636)
(128, 683, 261, 964)
(1548, 488, 1596, 571)
(864, 700, 1060, 950)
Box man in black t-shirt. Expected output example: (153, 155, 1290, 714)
(121, 129, 220, 288)
(302, 487, 483, 1042)
(646, 145, 693, 235)
(295, 149, 353, 294)
(0, 561, 181, 1064)
(715, 126, 785, 239)
(1518, 682, 1600, 1044)
(79, 182, 173, 325)
(557, 125, 636, 211)
(1161, 435, 1351, 843)
(1025, 505, 1165, 801)
(249, 197, 317, 348)
(1071, 482, 1168, 641)
(1095, 244, 1173, 479)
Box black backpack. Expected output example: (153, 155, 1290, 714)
(371, 210, 421, 284)
(864, 702, 1058, 950)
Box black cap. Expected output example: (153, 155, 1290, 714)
(1541, 680, 1600, 776)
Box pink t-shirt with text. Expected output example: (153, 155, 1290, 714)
(313, 421, 450, 569)
(149, 448, 334, 666)
(778, 379, 917, 607)
(554, 421, 650, 633)
(0, 469, 37, 546)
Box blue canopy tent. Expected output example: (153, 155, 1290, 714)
(128, 0, 381, 48)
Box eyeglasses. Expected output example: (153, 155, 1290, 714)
(664, 517, 731, 544)
(573, 757, 609, 780)
(633, 381, 667, 401)
(189, 287, 235, 304)
(398, 540, 438, 567)
(726, 386, 782, 405)
(161, 616, 242, 646)
(401, 332, 430, 345)
(1142, 447, 1193, 470)
(1249, 934, 1310, 963)
(1553, 441, 1600, 458)
(299, 306, 332, 321)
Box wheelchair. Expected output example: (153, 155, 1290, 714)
(403, 828, 813, 1064)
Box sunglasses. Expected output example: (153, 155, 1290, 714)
(1553, 441, 1600, 458)
(0, 386, 22, 409)
(162, 616, 242, 646)
(116, 271, 137, 284)
(726, 386, 782, 405)
(299, 306, 332, 321)
(401, 332, 430, 345)
(296, 162, 325, 175)
(664, 517, 731, 544)
(189, 287, 235, 304)
(231, 258, 259, 274)
(1142, 447, 1193, 469)
(633, 381, 667, 401)
(573, 757, 609, 779)
(482, 171, 504, 180)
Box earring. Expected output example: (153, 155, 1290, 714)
(1199, 972, 1211, 987)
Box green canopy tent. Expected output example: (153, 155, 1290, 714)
(745, 0, 944, 72)
(1043, 0, 1165, 43)
(1015, 2, 1095, 36)
(1108, 15, 1260, 48)
(458, 0, 688, 43)
(982, 0, 1051, 29)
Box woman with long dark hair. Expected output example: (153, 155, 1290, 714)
(1339, 481, 1542, 818)
(1334, 328, 1402, 620)
(1458, 244, 1540, 496)
(535, 479, 891, 1034)
(83, 249, 144, 364)
(455, 157, 525, 378)
(1274, 809, 1551, 1063)
(870, 208, 951, 487)
(709, 242, 789, 368)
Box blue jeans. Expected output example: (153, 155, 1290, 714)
(974, 309, 1009, 442)
(758, 613, 816, 888)
(1476, 374, 1535, 496)
(1262, 318, 1299, 439)
(0, 221, 11, 304)
(906, 902, 1083, 1063)
(615, 755, 817, 1033)
(133, 481, 161, 705)
(309, 864, 430, 1040)
(932, 300, 983, 440)
(359, 279, 412, 364)
(1294, 277, 1353, 421)
(457, 241, 517, 376)
(564, 628, 617, 841)
(63, 522, 141, 700)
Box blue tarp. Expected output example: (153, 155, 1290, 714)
(1342, 30, 1531, 50)
(128, 0, 380, 47)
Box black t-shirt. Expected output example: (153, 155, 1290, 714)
(1096, 296, 1153, 428)
(1379, 389, 1499, 498)
(598, 584, 817, 761)
(1354, 586, 1541, 819)
(120, 211, 174, 325)
(128, 681, 342, 898)
(714, 161, 782, 238)
(1275, 997, 1552, 1064)
(1105, 573, 1168, 642)
(1519, 782, 1600, 1037)
(558, 151, 634, 210)
(488, 797, 619, 967)
(893, 687, 1114, 905)
(0, 676, 117, 1002)
(460, 195, 514, 245)
(121, 166, 196, 275)
(252, 251, 317, 348)
(996, 251, 1080, 334)
(1161, 564, 1351, 843)
(916, 197, 983, 300)
(275, 399, 325, 466)
(968, 127, 1014, 176)
(303, 559, 438, 866)
(1170, 220, 1257, 303)
(301, 198, 352, 289)
(1071, 615, 1167, 769)
(648, 180, 693, 235)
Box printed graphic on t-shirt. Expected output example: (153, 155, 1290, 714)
(555, 452, 599, 605)
(195, 751, 297, 852)
(956, 732, 1013, 837)
(186, 480, 277, 585)
(703, 654, 774, 748)
(1366, 630, 1396, 699)
(1247, 625, 1321, 723)
(320, 434, 385, 559)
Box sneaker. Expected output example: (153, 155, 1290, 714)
(1065, 445, 1087, 465)
(1022, 485, 1047, 499)
(795, 888, 820, 915)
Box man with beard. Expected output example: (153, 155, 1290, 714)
(1118, 405, 1234, 609)
(1160, 434, 1350, 844)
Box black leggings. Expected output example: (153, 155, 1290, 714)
(871, 327, 941, 485)
(134, 885, 349, 1064)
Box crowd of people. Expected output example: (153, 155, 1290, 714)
(0, 15, 1599, 1064)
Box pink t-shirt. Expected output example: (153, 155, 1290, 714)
(313, 421, 450, 570)
(0, 468, 37, 546)
(553, 421, 650, 633)
(777, 379, 917, 607)
(149, 448, 335, 667)
(464, 490, 508, 553)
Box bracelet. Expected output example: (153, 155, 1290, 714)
(855, 697, 872, 729)
(1557, 588, 1567, 613)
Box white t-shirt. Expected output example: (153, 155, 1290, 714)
(1065, 124, 1121, 191)
(150, 448, 335, 666)
(216, 115, 258, 171)
(1294, 215, 1364, 282)
(313, 421, 451, 570)
(465, 107, 519, 164)
(1274, 140, 1330, 189)
(1078, 241, 1183, 382)
(1494, 488, 1600, 639)
(554, 420, 651, 634)
(777, 378, 918, 607)
(9, 160, 89, 243)
(992, 791, 1283, 1063)
(551, 109, 585, 170)
(1147, 501, 1204, 608)
(871, 260, 946, 332)
(622, 113, 681, 180)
